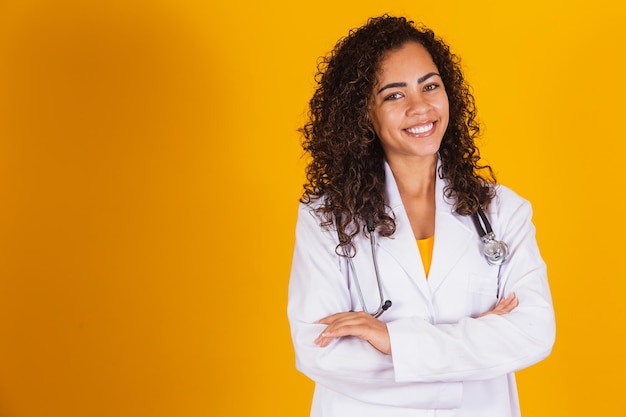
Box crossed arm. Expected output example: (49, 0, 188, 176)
(314, 292, 519, 354)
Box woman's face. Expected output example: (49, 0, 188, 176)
(368, 41, 449, 164)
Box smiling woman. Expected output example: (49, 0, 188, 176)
(369, 42, 449, 185)
(368, 42, 450, 239)
(288, 15, 555, 417)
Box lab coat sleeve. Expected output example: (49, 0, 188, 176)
(287, 203, 463, 409)
(388, 190, 556, 382)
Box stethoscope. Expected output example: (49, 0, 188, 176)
(344, 207, 509, 318)
(344, 216, 392, 318)
(472, 207, 509, 266)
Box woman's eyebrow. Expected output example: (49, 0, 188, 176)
(376, 82, 406, 95)
(376, 72, 441, 95)
(417, 72, 440, 84)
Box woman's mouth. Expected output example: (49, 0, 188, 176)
(405, 122, 435, 136)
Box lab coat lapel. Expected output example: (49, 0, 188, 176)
(428, 180, 474, 294)
(377, 163, 432, 299)
(378, 161, 474, 297)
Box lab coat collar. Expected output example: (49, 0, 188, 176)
(380, 158, 474, 298)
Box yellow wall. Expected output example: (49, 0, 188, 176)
(0, 0, 624, 415)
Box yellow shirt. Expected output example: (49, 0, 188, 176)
(417, 236, 434, 278)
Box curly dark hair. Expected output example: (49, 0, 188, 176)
(300, 14, 496, 253)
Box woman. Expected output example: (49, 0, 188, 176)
(288, 15, 555, 417)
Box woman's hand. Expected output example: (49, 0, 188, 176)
(314, 311, 391, 355)
(479, 293, 519, 318)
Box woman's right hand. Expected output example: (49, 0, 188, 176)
(479, 293, 518, 318)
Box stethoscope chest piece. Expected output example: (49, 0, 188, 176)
(481, 232, 509, 265)
(473, 207, 509, 266)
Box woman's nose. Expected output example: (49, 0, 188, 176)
(406, 93, 429, 115)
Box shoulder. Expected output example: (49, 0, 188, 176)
(295, 198, 333, 235)
(492, 184, 528, 208)
(293, 200, 341, 254)
(488, 184, 536, 230)
(296, 197, 326, 223)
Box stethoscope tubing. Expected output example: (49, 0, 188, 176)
(343, 208, 508, 318)
(345, 229, 391, 318)
(472, 207, 509, 266)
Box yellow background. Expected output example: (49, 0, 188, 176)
(0, 0, 624, 416)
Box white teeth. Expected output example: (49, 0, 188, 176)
(406, 123, 434, 134)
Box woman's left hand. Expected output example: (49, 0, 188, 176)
(314, 312, 391, 355)
(478, 292, 519, 318)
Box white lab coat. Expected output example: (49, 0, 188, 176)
(287, 162, 555, 417)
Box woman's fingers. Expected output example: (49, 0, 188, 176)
(315, 312, 370, 341)
(479, 293, 519, 317)
(314, 311, 391, 354)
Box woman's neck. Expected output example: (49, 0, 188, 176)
(387, 155, 437, 198)
(387, 155, 437, 239)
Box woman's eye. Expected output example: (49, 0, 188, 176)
(424, 83, 440, 92)
(384, 92, 403, 101)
